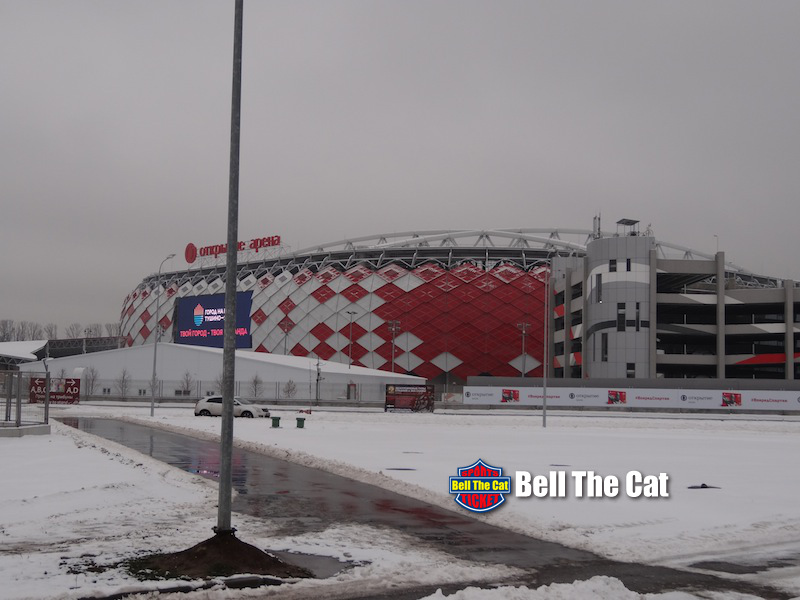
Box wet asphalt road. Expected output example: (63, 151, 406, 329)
(60, 417, 791, 599)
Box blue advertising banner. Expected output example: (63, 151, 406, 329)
(174, 292, 253, 348)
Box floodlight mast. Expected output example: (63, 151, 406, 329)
(216, 0, 243, 536)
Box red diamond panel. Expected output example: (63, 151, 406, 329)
(473, 274, 501, 293)
(310, 322, 334, 341)
(341, 284, 369, 303)
(449, 303, 482, 323)
(140, 309, 151, 323)
(490, 264, 524, 283)
(311, 285, 335, 304)
(252, 308, 267, 325)
(376, 342, 404, 362)
(166, 286, 177, 298)
(450, 285, 482, 303)
(493, 285, 524, 305)
(374, 283, 403, 302)
(473, 313, 502, 333)
(294, 269, 313, 286)
(413, 362, 443, 380)
(278, 316, 295, 332)
(470, 293, 503, 313)
(158, 315, 171, 330)
(140, 325, 151, 341)
(492, 363, 520, 377)
(410, 342, 444, 362)
(339, 322, 367, 341)
(255, 344, 268, 353)
(290, 344, 309, 357)
(394, 294, 422, 312)
(344, 265, 373, 283)
(428, 312, 461, 333)
(451, 323, 482, 345)
(315, 266, 341, 285)
(313, 342, 336, 360)
(373, 303, 404, 321)
(141, 290, 150, 299)
(432, 273, 460, 292)
(451, 263, 484, 283)
(451, 363, 473, 380)
(408, 321, 441, 343)
(278, 298, 296, 315)
(413, 263, 445, 282)
(125, 305, 135, 318)
(126, 334, 134, 347)
(376, 265, 407, 282)
(259, 275, 274, 288)
(343, 342, 368, 362)
(452, 343, 482, 364)
(409, 283, 444, 302)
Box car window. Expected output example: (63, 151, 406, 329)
(208, 398, 222, 404)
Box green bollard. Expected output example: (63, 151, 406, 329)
(271, 416, 281, 428)
(296, 417, 305, 429)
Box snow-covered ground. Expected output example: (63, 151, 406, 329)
(3, 403, 800, 600)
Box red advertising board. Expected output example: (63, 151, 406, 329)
(385, 384, 435, 412)
(29, 377, 81, 404)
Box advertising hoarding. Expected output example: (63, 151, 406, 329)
(462, 386, 800, 411)
(385, 384, 435, 412)
(175, 292, 253, 349)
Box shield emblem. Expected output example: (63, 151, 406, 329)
(450, 459, 510, 513)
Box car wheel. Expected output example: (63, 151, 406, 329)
(241, 411, 253, 418)
(199, 409, 211, 417)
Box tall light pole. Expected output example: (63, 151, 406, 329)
(217, 0, 243, 536)
(279, 320, 291, 355)
(542, 262, 551, 428)
(346, 310, 357, 368)
(150, 253, 175, 417)
(387, 320, 401, 373)
(516, 322, 529, 377)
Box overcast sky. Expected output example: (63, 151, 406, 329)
(2, 1, 799, 333)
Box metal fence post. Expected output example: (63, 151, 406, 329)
(16, 374, 22, 427)
(44, 371, 50, 424)
(4, 372, 11, 422)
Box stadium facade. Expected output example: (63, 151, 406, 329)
(120, 221, 798, 384)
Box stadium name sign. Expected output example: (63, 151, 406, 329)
(184, 235, 281, 264)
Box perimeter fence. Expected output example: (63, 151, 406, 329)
(1, 371, 49, 427)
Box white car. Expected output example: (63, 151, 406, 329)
(194, 395, 270, 418)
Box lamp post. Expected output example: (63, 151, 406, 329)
(387, 320, 401, 373)
(346, 310, 357, 368)
(516, 322, 529, 378)
(279, 320, 291, 355)
(150, 253, 175, 417)
(542, 261, 551, 429)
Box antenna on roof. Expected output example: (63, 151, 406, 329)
(592, 215, 602, 239)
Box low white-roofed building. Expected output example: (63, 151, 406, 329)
(0, 340, 48, 369)
(17, 343, 423, 404)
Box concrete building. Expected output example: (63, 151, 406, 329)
(551, 219, 798, 380)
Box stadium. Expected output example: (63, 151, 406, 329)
(120, 219, 799, 388)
